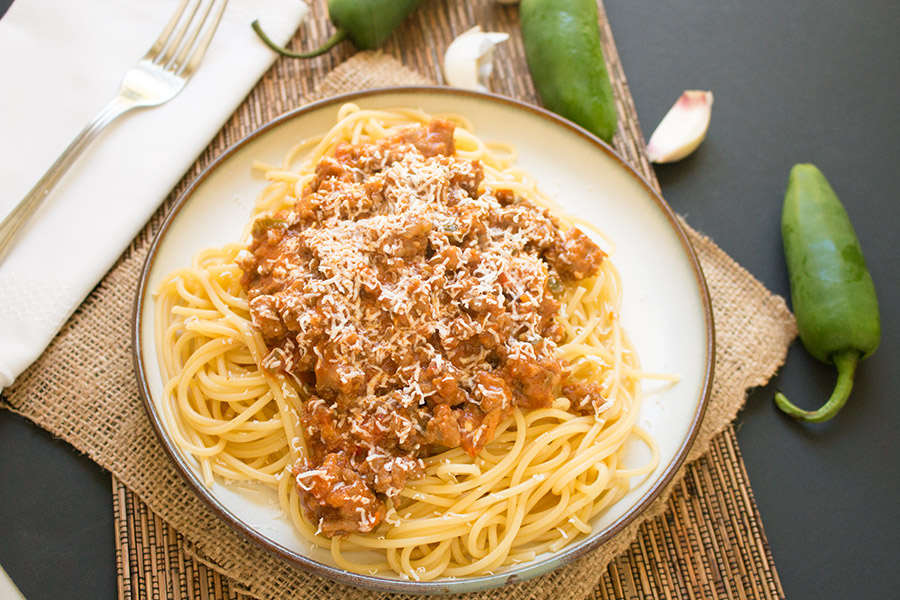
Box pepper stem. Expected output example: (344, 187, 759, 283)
(251, 20, 348, 59)
(774, 351, 859, 422)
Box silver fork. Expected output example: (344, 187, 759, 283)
(0, 0, 228, 263)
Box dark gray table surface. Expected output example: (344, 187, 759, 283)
(2, 1, 898, 598)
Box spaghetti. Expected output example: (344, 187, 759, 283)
(153, 104, 667, 580)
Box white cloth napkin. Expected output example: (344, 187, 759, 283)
(0, 0, 309, 389)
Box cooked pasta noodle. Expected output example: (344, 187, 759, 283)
(153, 104, 670, 581)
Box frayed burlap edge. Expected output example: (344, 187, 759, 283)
(2, 47, 795, 600)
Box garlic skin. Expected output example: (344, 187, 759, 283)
(646, 90, 714, 163)
(443, 26, 510, 92)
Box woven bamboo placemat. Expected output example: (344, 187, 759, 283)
(109, 1, 786, 597)
(112, 429, 781, 600)
(1, 0, 789, 598)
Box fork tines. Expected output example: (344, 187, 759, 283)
(145, 0, 228, 77)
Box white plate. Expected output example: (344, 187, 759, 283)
(134, 87, 713, 594)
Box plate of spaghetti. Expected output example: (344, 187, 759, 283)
(134, 87, 713, 593)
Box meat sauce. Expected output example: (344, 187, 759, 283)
(238, 119, 605, 536)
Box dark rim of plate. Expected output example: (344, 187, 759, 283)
(132, 86, 715, 595)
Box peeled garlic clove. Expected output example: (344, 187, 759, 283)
(646, 90, 714, 163)
(443, 26, 510, 92)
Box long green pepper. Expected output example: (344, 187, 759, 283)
(775, 164, 880, 422)
(520, 0, 618, 143)
(252, 0, 422, 59)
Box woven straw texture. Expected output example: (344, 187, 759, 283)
(2, 1, 796, 599)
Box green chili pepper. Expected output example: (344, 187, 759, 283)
(519, 0, 618, 143)
(775, 164, 880, 422)
(252, 0, 422, 59)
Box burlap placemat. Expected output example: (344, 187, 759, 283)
(2, 1, 796, 598)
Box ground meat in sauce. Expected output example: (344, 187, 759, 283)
(238, 119, 605, 536)
(562, 380, 610, 416)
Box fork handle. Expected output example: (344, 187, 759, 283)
(0, 96, 135, 264)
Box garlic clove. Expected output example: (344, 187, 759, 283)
(646, 90, 714, 163)
(443, 26, 510, 92)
